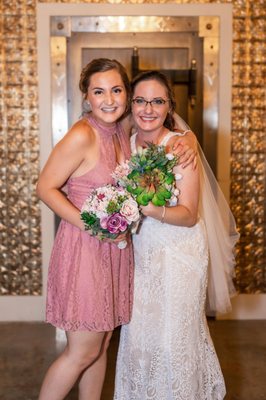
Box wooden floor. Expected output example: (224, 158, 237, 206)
(0, 320, 265, 399)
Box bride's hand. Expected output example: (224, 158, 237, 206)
(140, 203, 163, 221)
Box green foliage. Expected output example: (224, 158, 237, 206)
(81, 212, 97, 228)
(81, 212, 118, 239)
(106, 200, 118, 214)
(81, 212, 101, 236)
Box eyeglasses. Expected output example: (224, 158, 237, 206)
(131, 97, 170, 107)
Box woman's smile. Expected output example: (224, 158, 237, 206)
(87, 69, 127, 125)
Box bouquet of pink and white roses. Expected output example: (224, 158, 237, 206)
(80, 184, 140, 249)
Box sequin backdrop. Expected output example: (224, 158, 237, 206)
(0, 0, 265, 295)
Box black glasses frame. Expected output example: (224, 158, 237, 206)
(131, 98, 170, 107)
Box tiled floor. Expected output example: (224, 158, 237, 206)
(0, 320, 265, 400)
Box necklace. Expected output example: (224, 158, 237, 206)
(87, 114, 117, 137)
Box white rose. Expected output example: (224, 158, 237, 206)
(166, 153, 175, 160)
(175, 173, 183, 181)
(120, 199, 140, 223)
(169, 196, 178, 206)
(136, 146, 148, 156)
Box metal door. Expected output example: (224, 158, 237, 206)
(51, 15, 220, 173)
(66, 28, 203, 145)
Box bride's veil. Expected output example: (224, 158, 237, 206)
(174, 114, 239, 314)
(198, 147, 239, 314)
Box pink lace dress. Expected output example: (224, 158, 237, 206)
(45, 115, 134, 332)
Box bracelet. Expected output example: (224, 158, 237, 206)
(160, 206, 166, 223)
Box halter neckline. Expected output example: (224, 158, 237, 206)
(87, 114, 117, 136)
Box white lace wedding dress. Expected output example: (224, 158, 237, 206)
(114, 132, 226, 400)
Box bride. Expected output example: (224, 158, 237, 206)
(114, 70, 239, 399)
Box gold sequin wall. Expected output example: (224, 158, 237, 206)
(0, 0, 265, 296)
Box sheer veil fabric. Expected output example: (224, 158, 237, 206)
(198, 147, 239, 314)
(173, 115, 239, 314)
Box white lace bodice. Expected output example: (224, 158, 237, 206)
(130, 130, 186, 154)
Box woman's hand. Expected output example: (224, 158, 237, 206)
(140, 203, 163, 221)
(171, 130, 198, 169)
(99, 231, 129, 245)
(113, 231, 129, 243)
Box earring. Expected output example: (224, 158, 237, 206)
(82, 99, 91, 113)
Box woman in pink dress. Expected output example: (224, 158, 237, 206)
(37, 59, 135, 400)
(37, 58, 196, 400)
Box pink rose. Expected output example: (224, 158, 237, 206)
(120, 199, 140, 223)
(106, 213, 128, 234)
(100, 216, 109, 229)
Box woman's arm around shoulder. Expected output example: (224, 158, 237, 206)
(169, 129, 198, 169)
(36, 119, 96, 229)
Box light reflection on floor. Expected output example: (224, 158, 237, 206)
(0, 320, 265, 400)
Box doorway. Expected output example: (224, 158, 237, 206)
(50, 13, 222, 175)
(33, 3, 233, 323)
(65, 26, 204, 146)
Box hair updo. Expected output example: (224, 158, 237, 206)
(79, 58, 131, 116)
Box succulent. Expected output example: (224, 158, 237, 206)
(126, 143, 178, 206)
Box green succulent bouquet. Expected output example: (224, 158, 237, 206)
(112, 143, 180, 207)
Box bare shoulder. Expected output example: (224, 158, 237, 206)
(175, 161, 199, 182)
(63, 118, 97, 147)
